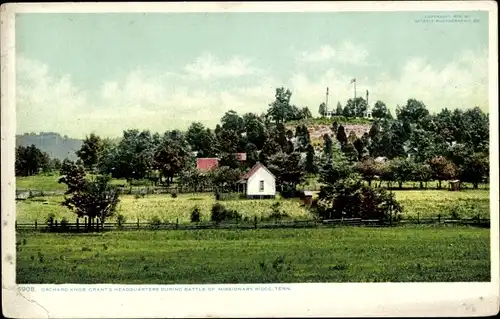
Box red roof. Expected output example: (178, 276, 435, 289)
(196, 158, 219, 171)
(240, 162, 274, 180)
(235, 153, 247, 161)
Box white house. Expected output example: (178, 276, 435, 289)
(238, 163, 276, 199)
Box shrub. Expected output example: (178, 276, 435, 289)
(60, 217, 69, 231)
(46, 213, 56, 225)
(210, 203, 241, 223)
(171, 192, 178, 198)
(150, 216, 162, 230)
(268, 202, 289, 220)
(191, 206, 201, 223)
(116, 214, 126, 229)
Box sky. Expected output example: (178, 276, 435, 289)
(15, 11, 489, 139)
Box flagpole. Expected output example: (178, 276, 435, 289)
(353, 79, 357, 117)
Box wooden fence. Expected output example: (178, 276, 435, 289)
(15, 215, 490, 233)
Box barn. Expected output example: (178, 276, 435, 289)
(238, 163, 276, 199)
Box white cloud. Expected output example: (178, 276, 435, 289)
(184, 52, 260, 79)
(289, 49, 488, 114)
(298, 41, 369, 65)
(15, 48, 488, 139)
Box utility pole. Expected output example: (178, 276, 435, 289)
(325, 87, 329, 114)
(351, 78, 357, 116)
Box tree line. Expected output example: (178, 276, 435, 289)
(16, 88, 489, 193)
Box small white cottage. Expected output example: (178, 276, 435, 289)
(238, 163, 276, 199)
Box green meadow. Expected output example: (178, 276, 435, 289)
(16, 226, 490, 284)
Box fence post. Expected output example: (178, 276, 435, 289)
(50, 218, 53, 230)
(254, 216, 257, 229)
(15, 220, 17, 230)
(438, 214, 441, 224)
(417, 212, 420, 224)
(137, 218, 140, 230)
(55, 220, 58, 229)
(35, 220, 37, 230)
(176, 218, 179, 230)
(76, 218, 79, 231)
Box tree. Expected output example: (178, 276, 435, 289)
(341, 142, 359, 162)
(372, 101, 392, 119)
(243, 113, 268, 150)
(344, 97, 368, 117)
(428, 156, 457, 188)
(76, 133, 103, 170)
(460, 152, 489, 189)
(268, 151, 305, 194)
(210, 166, 242, 192)
(15, 145, 50, 176)
(331, 121, 339, 136)
(186, 122, 216, 157)
(355, 158, 380, 186)
(396, 99, 429, 126)
(259, 139, 281, 166)
(245, 143, 259, 168)
(336, 125, 348, 145)
(318, 102, 326, 117)
(412, 162, 433, 189)
(295, 125, 310, 151)
(323, 134, 333, 158)
(300, 107, 312, 119)
(58, 162, 119, 229)
(316, 168, 401, 220)
(267, 87, 292, 124)
(389, 157, 416, 189)
(113, 130, 155, 181)
(335, 102, 343, 116)
(153, 132, 191, 184)
(305, 144, 317, 174)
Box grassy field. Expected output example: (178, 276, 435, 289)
(15, 226, 490, 284)
(15, 189, 490, 224)
(16, 174, 132, 191)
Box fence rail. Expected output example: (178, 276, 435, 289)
(14, 216, 490, 233)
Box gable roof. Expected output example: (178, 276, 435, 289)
(240, 162, 275, 180)
(196, 158, 219, 171)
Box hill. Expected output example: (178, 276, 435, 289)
(286, 117, 373, 147)
(16, 132, 82, 161)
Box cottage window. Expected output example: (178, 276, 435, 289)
(259, 180, 264, 191)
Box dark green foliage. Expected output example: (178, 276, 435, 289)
(336, 125, 348, 145)
(76, 133, 103, 170)
(190, 206, 201, 223)
(15, 144, 51, 176)
(149, 216, 161, 230)
(58, 161, 120, 229)
(268, 151, 305, 193)
(372, 101, 392, 119)
(305, 144, 317, 174)
(323, 134, 333, 158)
(318, 102, 326, 117)
(186, 122, 216, 158)
(210, 203, 242, 223)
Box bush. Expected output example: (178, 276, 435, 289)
(149, 216, 162, 230)
(171, 192, 178, 198)
(268, 202, 289, 220)
(116, 214, 126, 229)
(60, 217, 69, 231)
(191, 206, 201, 223)
(46, 213, 56, 225)
(210, 203, 242, 223)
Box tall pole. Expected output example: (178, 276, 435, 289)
(354, 80, 357, 117)
(325, 87, 329, 114)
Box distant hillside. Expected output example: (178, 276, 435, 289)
(16, 132, 82, 161)
(286, 117, 372, 147)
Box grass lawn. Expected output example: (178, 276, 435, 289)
(15, 226, 490, 284)
(16, 175, 131, 192)
(16, 193, 310, 224)
(15, 189, 490, 224)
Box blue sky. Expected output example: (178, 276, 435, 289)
(16, 11, 489, 138)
